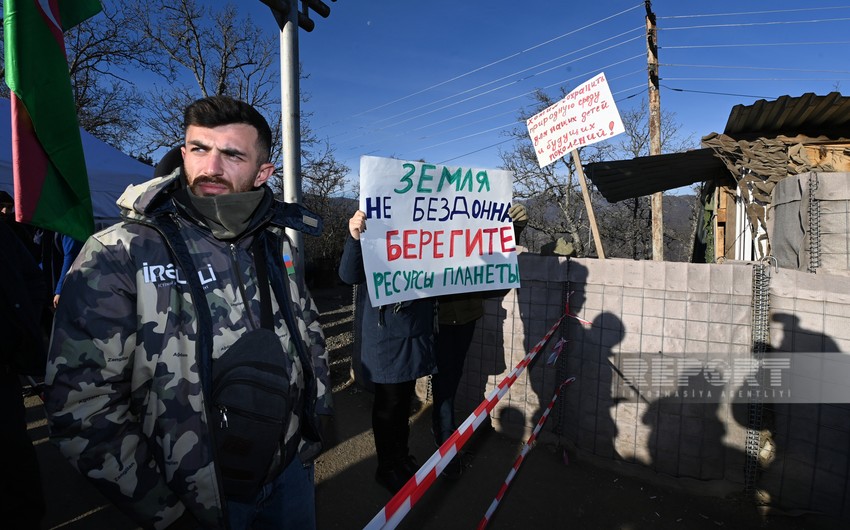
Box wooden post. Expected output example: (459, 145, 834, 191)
(571, 150, 605, 259)
(646, 1, 664, 261)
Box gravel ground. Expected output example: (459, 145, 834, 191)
(311, 284, 358, 392)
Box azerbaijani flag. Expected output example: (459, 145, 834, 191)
(283, 254, 296, 276)
(3, 0, 103, 242)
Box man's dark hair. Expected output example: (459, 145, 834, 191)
(183, 96, 273, 164)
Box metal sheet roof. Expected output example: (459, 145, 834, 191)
(724, 92, 850, 140)
(585, 148, 724, 203)
(585, 92, 850, 203)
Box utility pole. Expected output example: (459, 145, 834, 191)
(275, 4, 304, 267)
(646, 0, 664, 261)
(261, 0, 335, 272)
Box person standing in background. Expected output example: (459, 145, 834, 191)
(338, 209, 437, 494)
(51, 233, 84, 309)
(0, 213, 50, 530)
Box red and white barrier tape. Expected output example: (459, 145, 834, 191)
(477, 376, 576, 530)
(363, 309, 571, 530)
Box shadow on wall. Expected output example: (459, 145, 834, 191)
(560, 261, 633, 460)
(592, 312, 626, 461)
(641, 374, 745, 481)
(455, 257, 580, 440)
(498, 258, 589, 441)
(730, 311, 850, 519)
(458, 254, 850, 524)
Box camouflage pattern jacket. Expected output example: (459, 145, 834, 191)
(44, 173, 332, 529)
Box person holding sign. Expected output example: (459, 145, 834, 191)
(338, 209, 438, 494)
(431, 203, 527, 478)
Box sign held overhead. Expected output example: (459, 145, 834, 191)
(526, 72, 624, 168)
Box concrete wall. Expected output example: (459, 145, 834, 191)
(456, 253, 850, 520)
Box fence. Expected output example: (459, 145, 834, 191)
(456, 253, 850, 520)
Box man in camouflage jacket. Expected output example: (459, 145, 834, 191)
(44, 96, 332, 529)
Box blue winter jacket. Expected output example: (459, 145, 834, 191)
(338, 235, 437, 384)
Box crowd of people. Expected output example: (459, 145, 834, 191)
(2, 95, 525, 529)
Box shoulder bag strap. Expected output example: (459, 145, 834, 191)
(252, 235, 274, 330)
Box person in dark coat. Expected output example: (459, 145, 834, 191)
(0, 215, 50, 529)
(338, 209, 437, 494)
(430, 203, 527, 478)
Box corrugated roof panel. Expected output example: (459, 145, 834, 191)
(585, 92, 850, 202)
(725, 92, 850, 139)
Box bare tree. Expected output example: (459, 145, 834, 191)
(122, 0, 280, 158)
(301, 136, 351, 277)
(124, 0, 350, 273)
(124, 0, 348, 188)
(66, 6, 165, 150)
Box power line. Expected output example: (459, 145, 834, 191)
(661, 77, 850, 82)
(315, 3, 850, 171)
(659, 5, 850, 19)
(662, 40, 850, 49)
(368, 27, 644, 128)
(328, 31, 644, 145)
(438, 138, 516, 166)
(337, 58, 646, 156)
(316, 3, 645, 134)
(347, 3, 644, 118)
(332, 55, 646, 151)
(421, 81, 645, 155)
(355, 38, 644, 138)
(660, 85, 772, 100)
(408, 75, 645, 152)
(661, 17, 850, 31)
(661, 63, 850, 75)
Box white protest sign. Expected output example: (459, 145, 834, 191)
(526, 72, 624, 168)
(358, 155, 521, 307)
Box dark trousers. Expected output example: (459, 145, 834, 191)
(0, 370, 45, 529)
(431, 321, 477, 443)
(372, 380, 416, 469)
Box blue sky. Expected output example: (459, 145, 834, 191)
(237, 1, 850, 193)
